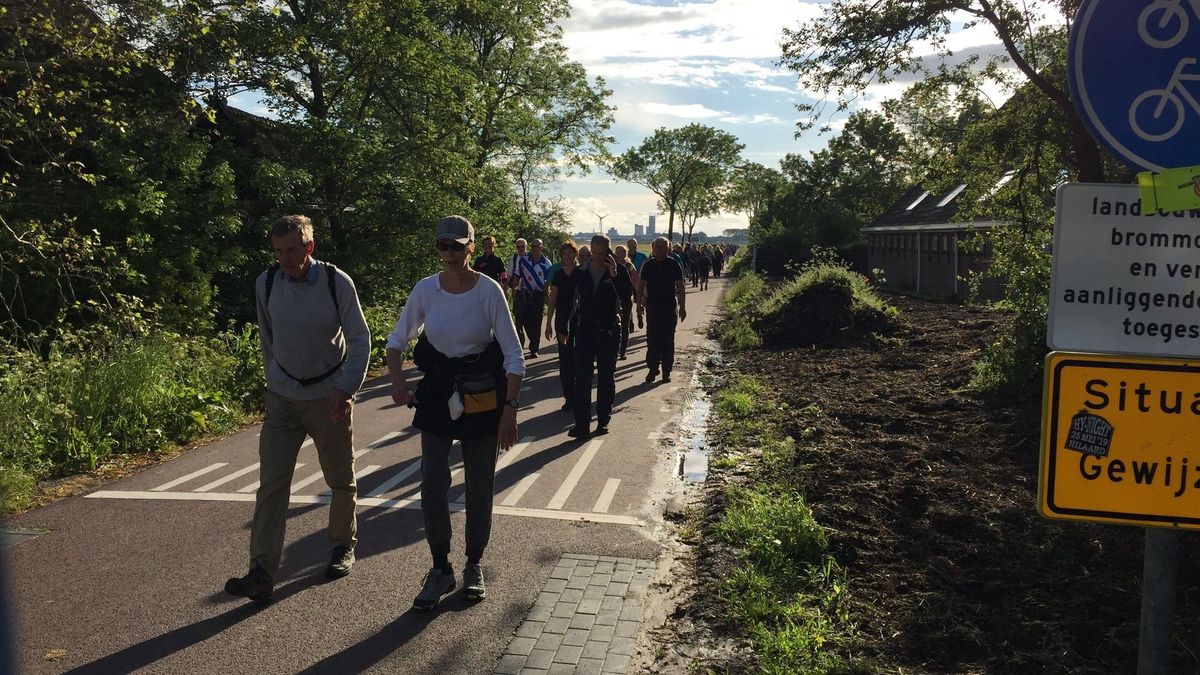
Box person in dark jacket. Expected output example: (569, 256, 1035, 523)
(637, 237, 686, 383)
(567, 234, 623, 439)
(544, 240, 581, 411)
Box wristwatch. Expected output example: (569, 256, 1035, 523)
(504, 398, 520, 409)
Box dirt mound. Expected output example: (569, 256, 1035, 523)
(753, 276, 895, 349)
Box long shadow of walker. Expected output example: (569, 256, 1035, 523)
(60, 577, 311, 675)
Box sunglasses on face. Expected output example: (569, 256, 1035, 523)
(436, 240, 466, 252)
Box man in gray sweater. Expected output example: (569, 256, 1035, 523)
(225, 215, 371, 602)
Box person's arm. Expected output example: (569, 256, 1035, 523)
(544, 282, 558, 340)
(255, 271, 274, 378)
(675, 277, 687, 321)
(386, 282, 427, 408)
(490, 283, 526, 450)
(331, 272, 372, 421)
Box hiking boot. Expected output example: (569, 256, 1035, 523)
(662, 372, 672, 383)
(567, 427, 590, 440)
(463, 563, 487, 601)
(413, 567, 456, 610)
(326, 544, 355, 579)
(225, 565, 273, 603)
(644, 372, 656, 383)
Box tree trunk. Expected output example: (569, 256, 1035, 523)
(667, 209, 676, 244)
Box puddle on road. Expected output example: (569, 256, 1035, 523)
(675, 349, 717, 483)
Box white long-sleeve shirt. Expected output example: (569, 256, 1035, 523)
(386, 273, 525, 376)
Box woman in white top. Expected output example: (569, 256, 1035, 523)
(386, 215, 524, 610)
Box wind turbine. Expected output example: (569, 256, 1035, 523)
(591, 211, 609, 234)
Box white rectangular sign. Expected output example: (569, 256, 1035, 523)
(1049, 183, 1200, 357)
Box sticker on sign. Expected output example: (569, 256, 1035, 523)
(1049, 183, 1200, 358)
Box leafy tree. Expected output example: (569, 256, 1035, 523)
(758, 110, 914, 253)
(1, 0, 243, 342)
(611, 124, 744, 243)
(723, 162, 786, 234)
(780, 0, 1108, 181)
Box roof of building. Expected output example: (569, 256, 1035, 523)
(868, 171, 1016, 229)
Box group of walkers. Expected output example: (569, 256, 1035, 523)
(226, 214, 700, 613)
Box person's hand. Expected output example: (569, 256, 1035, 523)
(391, 381, 414, 408)
(557, 332, 568, 345)
(545, 324, 553, 340)
(498, 408, 518, 450)
(678, 307, 687, 322)
(330, 389, 354, 421)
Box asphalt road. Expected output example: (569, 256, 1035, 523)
(4, 275, 729, 674)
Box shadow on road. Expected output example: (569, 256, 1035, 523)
(59, 576, 317, 675)
(294, 604, 470, 674)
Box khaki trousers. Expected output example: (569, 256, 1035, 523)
(250, 390, 357, 575)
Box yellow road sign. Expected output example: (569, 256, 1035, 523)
(1041, 351, 1200, 529)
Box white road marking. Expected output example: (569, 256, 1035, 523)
(365, 460, 421, 498)
(194, 464, 259, 493)
(85, 490, 642, 526)
(151, 464, 227, 492)
(318, 465, 381, 497)
(593, 478, 621, 514)
(301, 437, 313, 449)
(364, 431, 402, 449)
(290, 469, 328, 493)
(546, 439, 603, 510)
(496, 436, 535, 471)
(501, 473, 540, 507)
(238, 463, 306, 493)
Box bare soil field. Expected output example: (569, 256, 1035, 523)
(655, 293, 1200, 673)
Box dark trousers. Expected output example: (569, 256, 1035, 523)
(573, 324, 619, 430)
(420, 433, 497, 564)
(557, 334, 575, 404)
(514, 291, 545, 353)
(618, 302, 633, 357)
(645, 305, 677, 376)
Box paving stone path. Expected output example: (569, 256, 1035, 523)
(494, 554, 655, 675)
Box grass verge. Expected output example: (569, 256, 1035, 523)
(0, 325, 264, 513)
(702, 373, 868, 673)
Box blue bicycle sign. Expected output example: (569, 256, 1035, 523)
(1138, 0, 1200, 49)
(1070, 0, 1200, 171)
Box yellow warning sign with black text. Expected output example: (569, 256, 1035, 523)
(1041, 352, 1200, 529)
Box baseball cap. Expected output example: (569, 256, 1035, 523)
(435, 215, 473, 244)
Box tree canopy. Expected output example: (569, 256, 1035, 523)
(609, 124, 744, 243)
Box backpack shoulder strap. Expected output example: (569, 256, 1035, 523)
(264, 262, 281, 303)
(325, 262, 340, 314)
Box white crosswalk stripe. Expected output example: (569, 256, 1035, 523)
(151, 463, 226, 492)
(365, 459, 421, 498)
(502, 473, 540, 507)
(546, 439, 602, 510)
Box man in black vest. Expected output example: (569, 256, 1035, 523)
(637, 237, 686, 383)
(567, 234, 624, 439)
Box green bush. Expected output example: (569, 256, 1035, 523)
(0, 326, 263, 511)
(753, 254, 897, 349)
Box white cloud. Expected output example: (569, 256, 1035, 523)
(639, 102, 725, 119)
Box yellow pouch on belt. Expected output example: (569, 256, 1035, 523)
(455, 373, 498, 414)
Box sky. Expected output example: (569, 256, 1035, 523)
(228, 0, 1011, 239)
(555, 0, 1009, 238)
